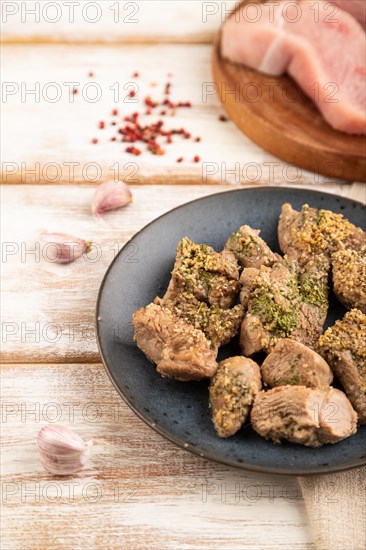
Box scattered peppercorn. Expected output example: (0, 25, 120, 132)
(126, 146, 142, 156)
(194, 155, 200, 163)
(219, 115, 228, 122)
(91, 138, 98, 144)
(73, 88, 78, 95)
(133, 72, 140, 78)
(91, 73, 200, 157)
(88, 72, 94, 78)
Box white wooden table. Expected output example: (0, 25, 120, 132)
(1, 3, 365, 548)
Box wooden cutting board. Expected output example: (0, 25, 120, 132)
(212, 0, 366, 182)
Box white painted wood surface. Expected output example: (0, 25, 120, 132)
(1, 3, 365, 547)
(1, 1, 237, 43)
(1, 43, 345, 186)
(1, 362, 314, 550)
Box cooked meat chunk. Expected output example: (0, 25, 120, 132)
(239, 258, 328, 355)
(319, 309, 366, 424)
(225, 225, 281, 269)
(332, 248, 366, 313)
(278, 203, 366, 267)
(164, 238, 240, 309)
(251, 386, 357, 447)
(157, 292, 244, 348)
(297, 254, 330, 344)
(241, 261, 300, 355)
(239, 267, 260, 309)
(132, 303, 218, 382)
(261, 339, 333, 388)
(209, 356, 262, 437)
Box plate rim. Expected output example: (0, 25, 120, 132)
(96, 186, 366, 476)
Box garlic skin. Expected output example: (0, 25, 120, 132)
(38, 425, 91, 475)
(92, 180, 133, 217)
(40, 231, 91, 264)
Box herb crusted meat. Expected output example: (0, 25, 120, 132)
(132, 202, 364, 449)
(164, 237, 240, 309)
(209, 356, 262, 438)
(157, 292, 244, 348)
(239, 257, 328, 355)
(332, 248, 366, 314)
(278, 203, 366, 267)
(225, 225, 281, 269)
(319, 309, 366, 424)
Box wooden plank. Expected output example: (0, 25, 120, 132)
(1, 1, 237, 44)
(0, 362, 314, 550)
(1, 43, 345, 186)
(1, 183, 364, 364)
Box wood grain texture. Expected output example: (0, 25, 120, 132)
(212, 1, 366, 182)
(1, 183, 364, 365)
(1, 1, 237, 44)
(1, 44, 345, 186)
(1, 362, 314, 550)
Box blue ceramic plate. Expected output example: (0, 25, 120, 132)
(96, 188, 366, 475)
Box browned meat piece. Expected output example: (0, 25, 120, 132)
(278, 203, 366, 267)
(209, 356, 262, 437)
(157, 292, 244, 348)
(251, 386, 357, 447)
(239, 267, 260, 309)
(164, 238, 240, 309)
(261, 339, 333, 388)
(319, 309, 366, 424)
(132, 303, 218, 382)
(239, 258, 328, 355)
(332, 248, 366, 313)
(240, 261, 300, 355)
(297, 254, 330, 344)
(225, 225, 281, 269)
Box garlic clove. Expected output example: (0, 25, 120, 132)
(38, 425, 91, 475)
(40, 230, 91, 265)
(92, 180, 133, 217)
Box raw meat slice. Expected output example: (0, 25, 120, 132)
(222, 0, 366, 134)
(329, 0, 366, 28)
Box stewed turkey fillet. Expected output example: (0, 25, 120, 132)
(278, 203, 366, 267)
(251, 386, 358, 447)
(319, 309, 366, 424)
(209, 356, 262, 438)
(239, 257, 329, 355)
(221, 0, 366, 134)
(164, 238, 240, 310)
(132, 303, 218, 381)
(331, 248, 366, 314)
(261, 339, 333, 388)
(225, 225, 282, 269)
